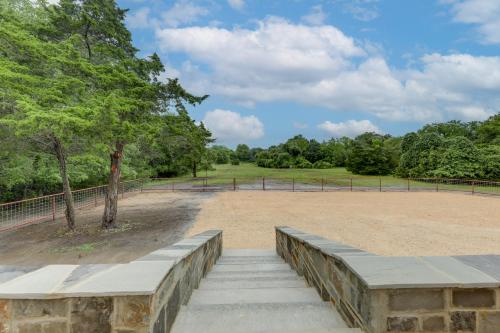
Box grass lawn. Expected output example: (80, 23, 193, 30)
(151, 163, 408, 187)
(204, 163, 367, 179)
(146, 163, 499, 195)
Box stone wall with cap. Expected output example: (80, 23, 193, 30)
(0, 229, 222, 333)
(276, 226, 500, 333)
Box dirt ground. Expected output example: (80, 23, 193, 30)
(189, 191, 500, 256)
(1, 191, 499, 265)
(0, 192, 212, 265)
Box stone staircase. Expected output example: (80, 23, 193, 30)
(171, 249, 362, 333)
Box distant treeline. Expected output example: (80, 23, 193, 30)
(211, 114, 500, 179)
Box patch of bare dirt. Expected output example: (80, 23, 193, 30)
(189, 191, 500, 256)
(0, 192, 212, 265)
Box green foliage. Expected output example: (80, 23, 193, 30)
(346, 133, 397, 175)
(255, 136, 349, 169)
(397, 116, 500, 179)
(0, 0, 211, 203)
(235, 144, 251, 162)
(230, 152, 240, 165)
(210, 145, 232, 164)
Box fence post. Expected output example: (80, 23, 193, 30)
(292, 178, 295, 192)
(350, 178, 353, 192)
(407, 178, 410, 192)
(51, 196, 56, 221)
(379, 178, 382, 192)
(172, 181, 175, 192)
(472, 181, 475, 195)
(263, 177, 265, 191)
(233, 178, 236, 191)
(321, 178, 324, 192)
(94, 188, 98, 207)
(140, 179, 144, 193)
(436, 180, 439, 192)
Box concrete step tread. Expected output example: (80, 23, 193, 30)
(172, 303, 355, 333)
(211, 263, 291, 273)
(189, 287, 322, 305)
(217, 258, 284, 265)
(222, 249, 277, 257)
(207, 270, 299, 279)
(204, 275, 303, 282)
(198, 278, 307, 290)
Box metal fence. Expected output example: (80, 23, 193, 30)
(1, 176, 498, 233)
(143, 177, 500, 196)
(0, 179, 144, 232)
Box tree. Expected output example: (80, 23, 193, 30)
(230, 152, 240, 165)
(235, 144, 251, 162)
(303, 139, 323, 163)
(346, 133, 397, 175)
(477, 114, 500, 144)
(42, 0, 208, 228)
(159, 111, 213, 178)
(432, 137, 482, 178)
(0, 0, 99, 229)
(284, 135, 309, 157)
(210, 145, 232, 164)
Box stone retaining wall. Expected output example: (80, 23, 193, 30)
(0, 230, 222, 333)
(276, 226, 500, 333)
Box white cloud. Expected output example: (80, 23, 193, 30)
(156, 18, 498, 123)
(301, 5, 327, 26)
(162, 0, 209, 28)
(227, 0, 245, 10)
(203, 109, 264, 142)
(445, 0, 500, 44)
(318, 120, 382, 138)
(126, 7, 151, 29)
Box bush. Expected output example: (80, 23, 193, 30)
(294, 156, 312, 169)
(312, 160, 332, 169)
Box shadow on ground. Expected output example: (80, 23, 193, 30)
(0, 192, 212, 265)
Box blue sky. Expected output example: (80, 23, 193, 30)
(118, 0, 500, 148)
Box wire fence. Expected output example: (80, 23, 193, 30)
(143, 177, 500, 196)
(1, 176, 498, 233)
(0, 179, 144, 232)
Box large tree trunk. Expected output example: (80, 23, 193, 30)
(101, 142, 124, 229)
(53, 137, 76, 230)
(192, 161, 197, 178)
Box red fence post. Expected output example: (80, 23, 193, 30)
(51, 196, 56, 221)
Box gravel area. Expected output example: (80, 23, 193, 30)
(189, 191, 500, 256)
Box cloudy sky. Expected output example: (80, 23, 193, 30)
(119, 0, 500, 147)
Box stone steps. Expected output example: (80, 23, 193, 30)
(170, 250, 362, 333)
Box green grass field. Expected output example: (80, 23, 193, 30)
(204, 163, 377, 179)
(145, 163, 499, 195)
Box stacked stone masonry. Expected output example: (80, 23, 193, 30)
(0, 230, 222, 333)
(276, 226, 500, 333)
